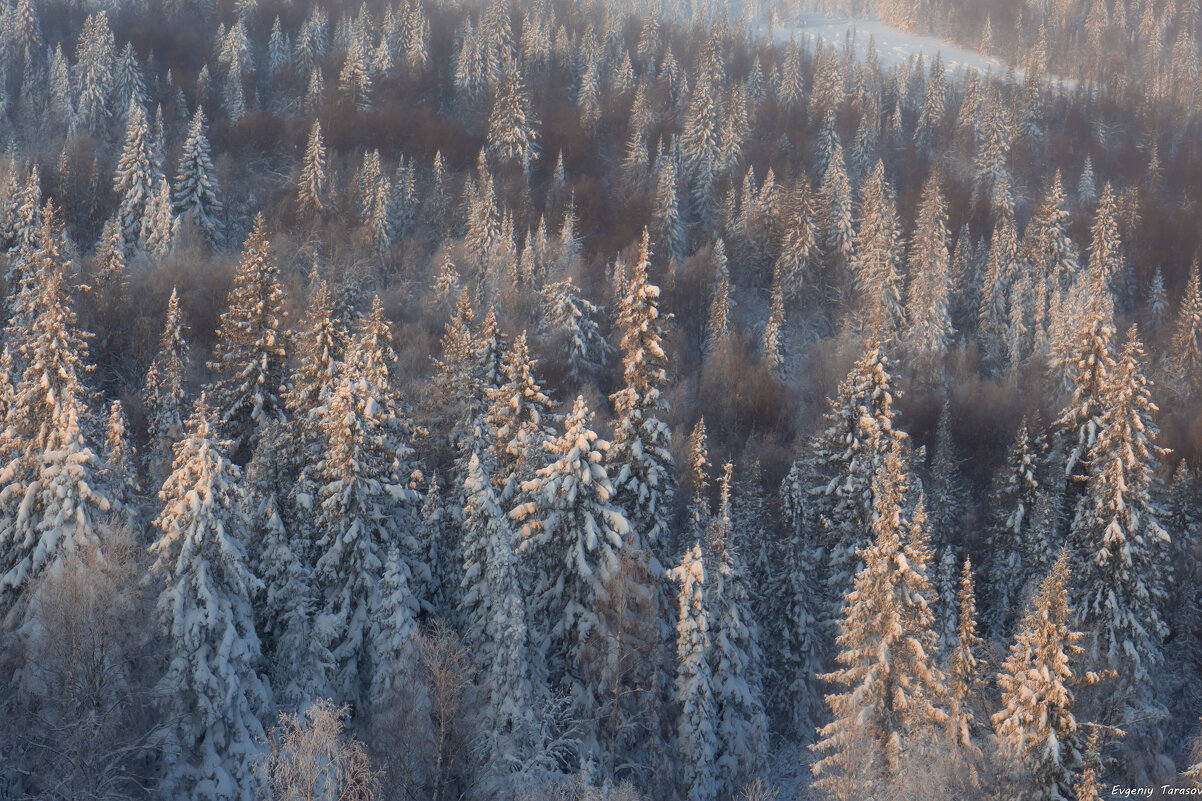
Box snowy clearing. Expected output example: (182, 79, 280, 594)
(769, 14, 1078, 88)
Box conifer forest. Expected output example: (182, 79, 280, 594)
(8, 0, 1202, 796)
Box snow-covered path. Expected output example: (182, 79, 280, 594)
(769, 14, 1077, 87)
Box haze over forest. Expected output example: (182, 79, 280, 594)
(1, 0, 1201, 798)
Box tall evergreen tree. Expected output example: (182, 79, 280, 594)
(173, 109, 222, 246)
(992, 552, 1088, 801)
(0, 204, 115, 614)
(904, 171, 953, 363)
(459, 452, 534, 757)
(671, 540, 717, 801)
(812, 451, 947, 800)
(851, 161, 904, 339)
(789, 343, 908, 623)
(296, 120, 328, 217)
(1070, 327, 1168, 701)
(706, 463, 768, 798)
(515, 395, 628, 704)
(113, 100, 155, 253)
(151, 395, 270, 801)
(609, 229, 676, 564)
(206, 214, 287, 447)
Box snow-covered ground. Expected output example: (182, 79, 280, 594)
(769, 14, 1077, 87)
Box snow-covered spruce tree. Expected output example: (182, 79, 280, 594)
(1051, 293, 1116, 502)
(927, 400, 964, 545)
(934, 546, 959, 655)
(285, 277, 345, 423)
(484, 331, 555, 504)
(818, 139, 855, 273)
(671, 540, 717, 801)
(296, 119, 327, 217)
(680, 74, 724, 228)
(978, 196, 1020, 372)
(652, 151, 686, 263)
(986, 416, 1044, 636)
(1024, 173, 1079, 352)
(459, 451, 535, 773)
(431, 291, 483, 463)
(773, 178, 821, 302)
(685, 418, 712, 542)
(173, 108, 222, 246)
(811, 449, 947, 800)
(151, 394, 270, 801)
(103, 399, 140, 514)
(0, 203, 115, 616)
(359, 149, 392, 255)
(418, 473, 456, 622)
(774, 460, 828, 734)
(1146, 268, 1169, 332)
(143, 288, 190, 487)
(74, 12, 115, 133)
(309, 365, 397, 706)
(903, 171, 952, 365)
(791, 342, 908, 625)
(2, 165, 40, 260)
(538, 277, 613, 380)
(851, 161, 904, 339)
(514, 395, 628, 704)
(703, 240, 732, 357)
(206, 214, 287, 448)
(143, 178, 176, 258)
(947, 557, 985, 785)
(311, 299, 423, 707)
(113, 99, 155, 253)
(1169, 258, 1202, 400)
(245, 420, 333, 710)
(487, 67, 539, 173)
(761, 277, 786, 376)
(706, 463, 768, 798)
(1069, 326, 1168, 703)
(608, 229, 675, 565)
(992, 552, 1090, 801)
(1086, 184, 1124, 306)
(367, 543, 421, 714)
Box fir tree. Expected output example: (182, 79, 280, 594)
(904, 171, 952, 362)
(1070, 326, 1168, 700)
(812, 452, 947, 799)
(74, 12, 115, 133)
(609, 229, 675, 564)
(113, 100, 155, 253)
(144, 288, 191, 486)
(514, 395, 628, 702)
(792, 343, 908, 622)
(151, 395, 270, 801)
(367, 544, 420, 713)
(671, 540, 717, 801)
(297, 119, 328, 217)
(487, 68, 539, 173)
(819, 140, 856, 271)
(459, 452, 534, 751)
(143, 178, 176, 258)
(0, 204, 114, 614)
(992, 552, 1088, 801)
(707, 463, 768, 798)
(947, 557, 985, 783)
(483, 331, 555, 503)
(1170, 258, 1202, 399)
(987, 417, 1043, 635)
(206, 214, 287, 447)
(538, 278, 613, 380)
(173, 109, 222, 246)
(851, 161, 905, 339)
